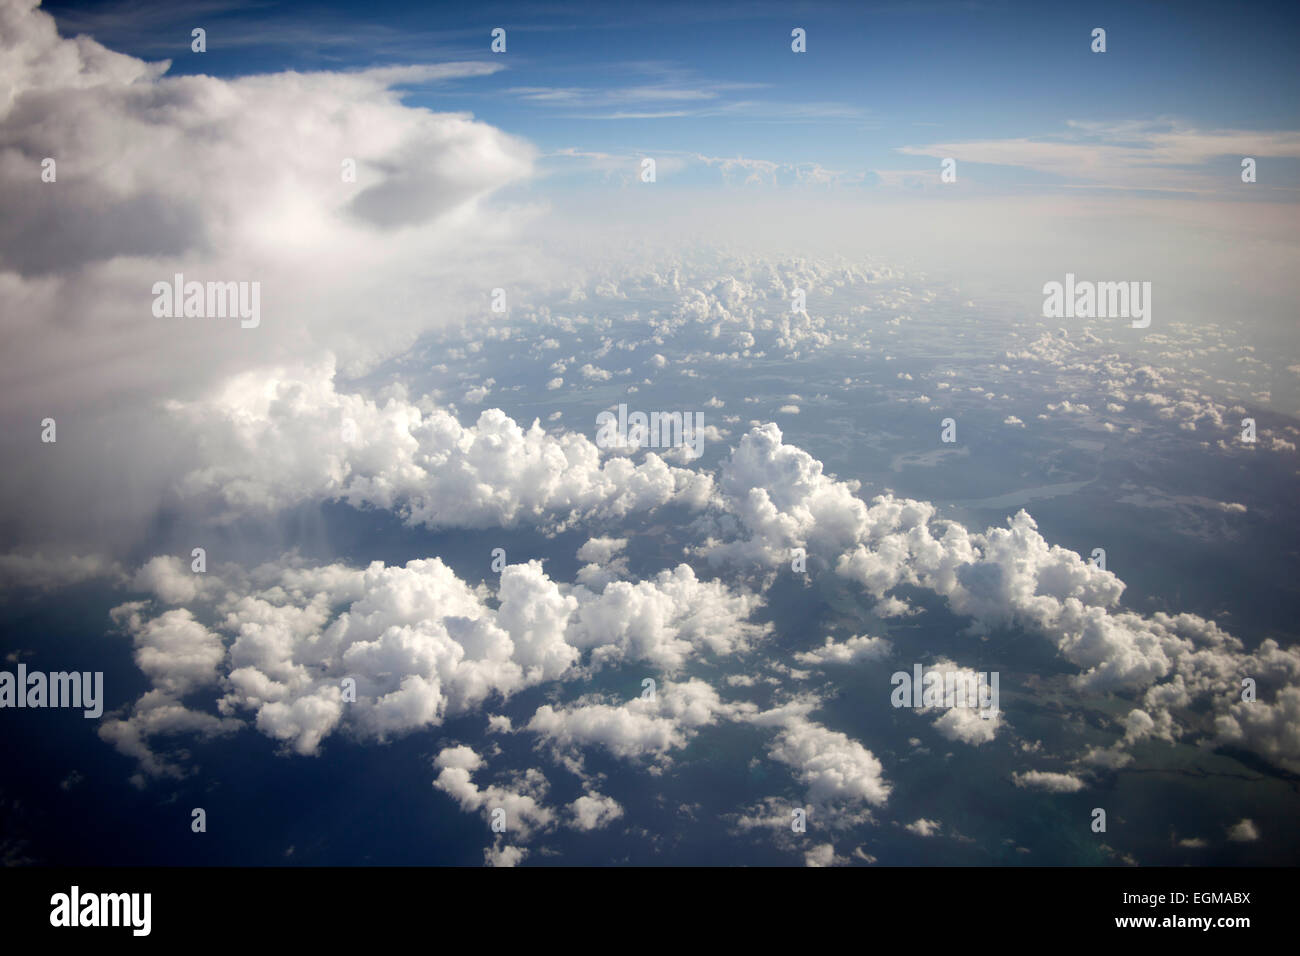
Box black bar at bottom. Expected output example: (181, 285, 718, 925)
(0, 866, 1281, 941)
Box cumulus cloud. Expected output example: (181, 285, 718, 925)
(804, 843, 840, 866)
(904, 818, 941, 837)
(100, 554, 766, 777)
(568, 792, 624, 831)
(433, 745, 554, 839)
(697, 423, 873, 566)
(484, 843, 528, 867)
(110, 602, 225, 697)
(1215, 688, 1300, 774)
(575, 536, 629, 588)
(130, 555, 206, 605)
(527, 679, 737, 764)
(932, 702, 1000, 746)
(760, 712, 890, 810)
(165, 361, 714, 530)
(1226, 818, 1259, 842)
(794, 634, 892, 667)
(567, 565, 770, 671)
(82, 399, 1300, 799)
(698, 424, 1300, 776)
(907, 657, 1003, 746)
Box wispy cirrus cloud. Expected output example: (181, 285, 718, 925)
(502, 60, 866, 123)
(507, 84, 727, 104)
(898, 118, 1300, 195)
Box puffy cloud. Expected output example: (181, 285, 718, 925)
(490, 561, 580, 684)
(130, 555, 205, 605)
(794, 634, 892, 667)
(904, 818, 941, 837)
(433, 745, 554, 839)
(166, 361, 713, 531)
(932, 703, 1000, 746)
(1214, 687, 1300, 774)
(1226, 818, 1259, 842)
(701, 425, 1300, 775)
(83, 396, 1300, 797)
(576, 536, 627, 565)
(97, 597, 240, 778)
(764, 714, 890, 809)
(909, 657, 1002, 746)
(213, 558, 544, 753)
(254, 688, 346, 757)
(110, 603, 225, 697)
(731, 796, 805, 833)
(101, 553, 766, 777)
(575, 536, 629, 588)
(874, 595, 918, 618)
(568, 792, 624, 831)
(484, 844, 528, 867)
(804, 843, 839, 866)
(527, 679, 737, 763)
(697, 423, 872, 566)
(568, 565, 770, 671)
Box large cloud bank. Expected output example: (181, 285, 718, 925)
(0, 0, 541, 548)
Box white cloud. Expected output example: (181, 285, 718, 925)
(1215, 687, 1300, 774)
(433, 745, 554, 839)
(0, 0, 539, 551)
(568, 565, 769, 671)
(131, 555, 204, 605)
(1226, 818, 1259, 842)
(527, 679, 735, 764)
(1012, 770, 1086, 793)
(99, 550, 771, 778)
(568, 792, 624, 831)
(932, 702, 1000, 746)
(110, 603, 225, 697)
(898, 120, 1300, 194)
(794, 634, 892, 667)
(97, 689, 241, 783)
(575, 536, 629, 588)
(763, 714, 890, 809)
(484, 843, 528, 867)
(804, 843, 839, 866)
(165, 361, 714, 531)
(904, 818, 941, 837)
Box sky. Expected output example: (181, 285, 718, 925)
(1, 0, 1298, 869)
(38, 0, 1300, 194)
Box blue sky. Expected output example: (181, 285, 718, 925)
(42, 0, 1300, 193)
